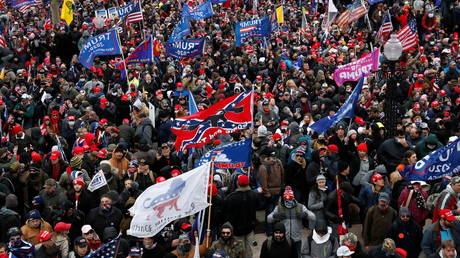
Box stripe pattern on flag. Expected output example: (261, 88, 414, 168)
(348, 0, 367, 23)
(126, 1, 143, 24)
(376, 13, 393, 40)
(396, 18, 418, 51)
(0, 35, 6, 48)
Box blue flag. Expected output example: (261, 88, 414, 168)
(126, 35, 153, 64)
(85, 236, 121, 257)
(368, 0, 383, 5)
(78, 30, 122, 69)
(183, 1, 214, 20)
(165, 38, 205, 59)
(235, 16, 271, 47)
(196, 138, 252, 168)
(11, 0, 38, 11)
(117, 1, 138, 18)
(401, 139, 460, 181)
(309, 76, 364, 134)
(189, 93, 198, 115)
(211, 0, 228, 3)
(168, 16, 191, 43)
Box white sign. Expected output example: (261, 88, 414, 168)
(87, 170, 108, 192)
(128, 163, 210, 237)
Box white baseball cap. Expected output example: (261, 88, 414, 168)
(337, 246, 355, 256)
(81, 225, 94, 234)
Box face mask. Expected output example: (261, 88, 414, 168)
(168, 79, 173, 84)
(284, 199, 295, 209)
(68, 121, 75, 127)
(80, 78, 85, 82)
(179, 243, 192, 253)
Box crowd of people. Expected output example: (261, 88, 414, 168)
(0, 0, 459, 256)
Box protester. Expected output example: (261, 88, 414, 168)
(259, 222, 297, 258)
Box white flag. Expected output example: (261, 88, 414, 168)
(148, 103, 156, 128)
(321, 0, 338, 35)
(127, 163, 211, 238)
(87, 170, 108, 192)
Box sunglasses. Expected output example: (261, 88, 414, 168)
(400, 215, 410, 218)
(221, 231, 231, 235)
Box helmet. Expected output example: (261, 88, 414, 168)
(7, 227, 21, 237)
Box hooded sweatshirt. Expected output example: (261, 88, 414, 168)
(301, 226, 338, 258)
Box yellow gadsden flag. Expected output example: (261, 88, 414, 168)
(61, 0, 74, 25)
(276, 5, 284, 24)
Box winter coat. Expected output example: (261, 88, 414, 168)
(301, 228, 338, 258)
(260, 236, 297, 258)
(307, 189, 327, 223)
(377, 138, 409, 172)
(358, 184, 392, 211)
(362, 205, 398, 246)
(0, 207, 20, 242)
(39, 186, 68, 211)
(257, 158, 285, 197)
(415, 134, 443, 159)
(86, 206, 123, 238)
(267, 200, 316, 241)
(324, 190, 359, 225)
(53, 233, 70, 258)
(398, 187, 429, 226)
(134, 118, 154, 146)
(386, 218, 423, 258)
(21, 219, 54, 245)
(224, 186, 258, 236)
(422, 221, 460, 257)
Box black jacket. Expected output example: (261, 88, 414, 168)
(224, 186, 258, 236)
(86, 206, 123, 238)
(386, 218, 423, 258)
(260, 237, 297, 258)
(377, 138, 409, 172)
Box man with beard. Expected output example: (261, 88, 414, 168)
(260, 222, 297, 258)
(141, 236, 165, 258)
(386, 207, 423, 258)
(362, 192, 397, 250)
(39, 178, 68, 215)
(208, 222, 245, 258)
(67, 176, 94, 215)
(35, 231, 60, 258)
(422, 209, 460, 257)
(20, 209, 53, 245)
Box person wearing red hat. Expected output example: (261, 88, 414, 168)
(350, 142, 375, 189)
(224, 174, 258, 258)
(35, 230, 60, 257)
(359, 172, 391, 212)
(67, 176, 93, 215)
(53, 222, 72, 257)
(421, 208, 460, 257)
(10, 124, 32, 156)
(268, 185, 316, 256)
(255, 100, 280, 132)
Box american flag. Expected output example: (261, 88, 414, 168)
(0, 35, 7, 49)
(348, 0, 367, 23)
(86, 236, 120, 257)
(376, 12, 393, 40)
(335, 9, 350, 28)
(126, 1, 143, 24)
(12, 0, 40, 13)
(396, 17, 419, 51)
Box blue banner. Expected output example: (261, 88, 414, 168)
(211, 0, 228, 3)
(235, 16, 271, 47)
(183, 1, 214, 20)
(309, 76, 364, 134)
(402, 139, 460, 181)
(78, 30, 122, 69)
(196, 138, 252, 168)
(168, 16, 191, 43)
(368, 0, 384, 4)
(126, 36, 153, 64)
(165, 38, 205, 59)
(11, 0, 37, 9)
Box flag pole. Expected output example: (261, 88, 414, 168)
(205, 156, 216, 248)
(139, 0, 146, 39)
(115, 29, 130, 87)
(248, 83, 255, 178)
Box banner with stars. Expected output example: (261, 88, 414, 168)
(196, 138, 252, 169)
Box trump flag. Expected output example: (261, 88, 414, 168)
(168, 16, 191, 43)
(401, 138, 460, 181)
(126, 35, 154, 64)
(235, 16, 271, 46)
(78, 30, 122, 69)
(182, 1, 214, 20)
(171, 90, 252, 151)
(165, 38, 205, 59)
(128, 163, 210, 238)
(196, 138, 252, 168)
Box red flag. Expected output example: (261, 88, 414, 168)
(171, 90, 252, 151)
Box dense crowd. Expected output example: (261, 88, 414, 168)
(0, 0, 459, 256)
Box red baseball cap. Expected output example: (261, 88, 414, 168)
(50, 151, 60, 160)
(371, 173, 383, 184)
(237, 175, 249, 186)
(99, 118, 108, 125)
(439, 209, 456, 221)
(97, 149, 108, 158)
(38, 231, 52, 242)
(73, 147, 85, 155)
(54, 222, 72, 233)
(354, 116, 365, 126)
(170, 169, 181, 177)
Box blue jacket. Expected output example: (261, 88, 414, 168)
(358, 184, 391, 211)
(421, 220, 460, 257)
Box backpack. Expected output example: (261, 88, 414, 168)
(266, 236, 292, 252)
(425, 192, 442, 211)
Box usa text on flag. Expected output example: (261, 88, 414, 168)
(171, 90, 252, 151)
(396, 17, 419, 51)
